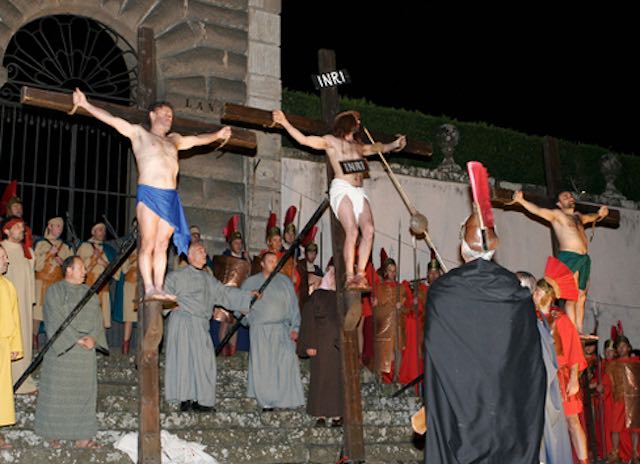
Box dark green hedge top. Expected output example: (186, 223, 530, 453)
(282, 90, 640, 201)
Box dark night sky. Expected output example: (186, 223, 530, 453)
(281, 4, 639, 155)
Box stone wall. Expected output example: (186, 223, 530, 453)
(0, 0, 282, 255)
(281, 150, 640, 351)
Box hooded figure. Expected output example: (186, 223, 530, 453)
(423, 212, 545, 463)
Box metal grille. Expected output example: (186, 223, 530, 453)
(0, 14, 138, 242)
(0, 101, 135, 241)
(0, 15, 137, 105)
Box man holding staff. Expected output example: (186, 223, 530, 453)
(272, 110, 405, 291)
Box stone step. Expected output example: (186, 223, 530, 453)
(2, 425, 420, 449)
(0, 443, 422, 464)
(92, 353, 397, 386)
(16, 387, 419, 414)
(10, 407, 416, 431)
(14, 393, 420, 416)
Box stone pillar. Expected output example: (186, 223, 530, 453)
(245, 0, 282, 255)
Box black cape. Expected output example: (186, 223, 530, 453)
(424, 259, 545, 463)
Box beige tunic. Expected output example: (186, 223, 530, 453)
(1, 239, 37, 394)
(77, 239, 120, 328)
(33, 238, 73, 321)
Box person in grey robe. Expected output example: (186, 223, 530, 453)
(241, 251, 304, 411)
(164, 242, 253, 412)
(34, 256, 107, 448)
(297, 265, 343, 427)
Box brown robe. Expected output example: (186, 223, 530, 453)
(297, 289, 343, 418)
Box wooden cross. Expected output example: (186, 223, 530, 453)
(18, 26, 260, 464)
(318, 48, 366, 461)
(491, 137, 620, 231)
(222, 104, 433, 158)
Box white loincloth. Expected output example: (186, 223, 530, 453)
(329, 178, 369, 222)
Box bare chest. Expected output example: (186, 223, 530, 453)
(135, 132, 178, 163)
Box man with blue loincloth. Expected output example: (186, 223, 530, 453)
(512, 190, 609, 334)
(72, 88, 231, 302)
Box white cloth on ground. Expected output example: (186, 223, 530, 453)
(329, 178, 369, 223)
(114, 430, 218, 464)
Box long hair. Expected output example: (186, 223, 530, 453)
(535, 278, 556, 308)
(332, 111, 361, 139)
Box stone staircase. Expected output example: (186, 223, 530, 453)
(1, 353, 423, 463)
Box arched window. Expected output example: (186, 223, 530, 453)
(1, 15, 138, 241)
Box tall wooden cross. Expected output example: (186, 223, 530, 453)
(19, 26, 259, 464)
(491, 139, 620, 231)
(318, 48, 366, 461)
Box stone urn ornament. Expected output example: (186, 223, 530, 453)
(599, 152, 626, 202)
(433, 124, 466, 181)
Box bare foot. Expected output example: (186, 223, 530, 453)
(346, 274, 371, 293)
(0, 436, 11, 449)
(75, 439, 101, 448)
(49, 439, 62, 449)
(144, 288, 177, 303)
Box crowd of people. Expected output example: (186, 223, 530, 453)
(0, 182, 439, 449)
(0, 93, 636, 464)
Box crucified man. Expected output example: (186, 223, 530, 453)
(512, 190, 608, 333)
(273, 109, 406, 291)
(72, 88, 231, 302)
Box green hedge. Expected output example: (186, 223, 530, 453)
(282, 90, 640, 201)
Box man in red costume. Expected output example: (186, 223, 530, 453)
(369, 250, 410, 383)
(534, 271, 588, 463)
(605, 334, 640, 463)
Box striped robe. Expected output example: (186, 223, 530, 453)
(34, 280, 106, 440)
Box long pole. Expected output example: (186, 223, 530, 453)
(215, 198, 329, 355)
(362, 127, 447, 272)
(413, 237, 421, 395)
(393, 220, 402, 382)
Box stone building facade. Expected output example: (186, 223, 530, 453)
(0, 0, 282, 255)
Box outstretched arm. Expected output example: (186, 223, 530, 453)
(362, 135, 407, 156)
(511, 191, 557, 222)
(581, 205, 609, 225)
(272, 110, 329, 151)
(72, 88, 138, 139)
(169, 126, 232, 151)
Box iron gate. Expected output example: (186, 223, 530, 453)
(0, 101, 135, 241)
(0, 14, 138, 241)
